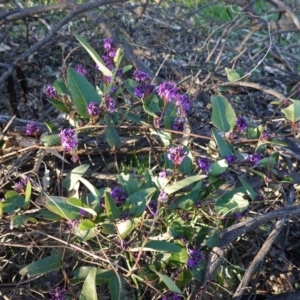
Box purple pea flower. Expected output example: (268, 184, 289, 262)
(187, 249, 205, 269)
(44, 85, 57, 98)
(26, 122, 39, 136)
(120, 210, 131, 221)
(235, 117, 247, 132)
(225, 154, 236, 164)
(60, 128, 77, 152)
(167, 145, 188, 166)
(260, 131, 271, 142)
(87, 102, 101, 116)
(147, 201, 158, 216)
(103, 38, 115, 51)
(175, 94, 192, 113)
(172, 117, 185, 131)
(14, 176, 29, 193)
(198, 157, 211, 174)
(157, 82, 178, 102)
(133, 69, 151, 83)
(110, 187, 127, 205)
(158, 190, 168, 203)
(134, 84, 155, 99)
(247, 153, 262, 166)
(75, 64, 87, 76)
(104, 95, 116, 113)
(49, 286, 64, 300)
(162, 293, 183, 300)
(102, 55, 114, 70)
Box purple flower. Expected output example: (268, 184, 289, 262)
(175, 94, 192, 113)
(102, 55, 114, 70)
(235, 117, 247, 132)
(49, 286, 64, 300)
(108, 49, 116, 58)
(110, 187, 127, 205)
(198, 157, 211, 174)
(162, 293, 182, 300)
(147, 201, 158, 216)
(134, 84, 155, 99)
(75, 64, 87, 76)
(235, 212, 242, 220)
(26, 122, 39, 136)
(172, 117, 185, 131)
(104, 95, 116, 113)
(225, 154, 236, 164)
(133, 70, 151, 83)
(181, 211, 191, 221)
(104, 38, 115, 51)
(14, 176, 29, 193)
(260, 131, 271, 142)
(157, 82, 178, 102)
(87, 101, 101, 116)
(247, 153, 261, 165)
(60, 128, 77, 152)
(44, 85, 57, 98)
(66, 219, 79, 231)
(167, 145, 188, 166)
(187, 249, 205, 269)
(158, 190, 168, 202)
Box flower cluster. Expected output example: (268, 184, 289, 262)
(87, 101, 101, 116)
(172, 117, 185, 131)
(44, 85, 57, 98)
(147, 201, 158, 216)
(198, 157, 211, 174)
(133, 69, 151, 83)
(157, 82, 178, 102)
(247, 153, 262, 166)
(120, 210, 131, 221)
(225, 154, 236, 164)
(26, 122, 39, 136)
(110, 186, 127, 205)
(167, 145, 188, 166)
(187, 249, 205, 269)
(14, 176, 29, 193)
(175, 93, 192, 114)
(75, 64, 87, 76)
(104, 95, 116, 113)
(134, 83, 155, 99)
(60, 128, 77, 152)
(66, 219, 80, 231)
(235, 117, 247, 132)
(260, 131, 271, 142)
(162, 293, 183, 300)
(158, 190, 168, 202)
(49, 286, 64, 300)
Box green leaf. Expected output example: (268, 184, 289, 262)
(44, 121, 56, 133)
(149, 128, 171, 147)
(109, 276, 125, 300)
(116, 219, 133, 239)
(47, 99, 70, 114)
(225, 67, 243, 82)
(122, 64, 133, 74)
(215, 187, 249, 216)
(124, 79, 138, 96)
(74, 34, 112, 77)
(149, 265, 182, 294)
(171, 247, 188, 267)
(126, 187, 156, 217)
(40, 134, 60, 147)
(79, 267, 97, 300)
(62, 164, 90, 191)
(209, 159, 228, 177)
(71, 267, 115, 285)
(175, 270, 192, 288)
(179, 149, 194, 174)
(67, 197, 97, 217)
(41, 195, 82, 220)
(282, 99, 300, 123)
(104, 191, 120, 222)
(24, 181, 31, 208)
(19, 255, 62, 277)
(0, 191, 24, 213)
(104, 114, 121, 147)
(118, 173, 139, 195)
(53, 78, 69, 95)
(205, 232, 219, 247)
(67, 67, 101, 118)
(11, 215, 37, 228)
(143, 94, 161, 118)
(211, 95, 236, 132)
(143, 241, 181, 253)
(211, 128, 233, 158)
(164, 175, 205, 195)
(78, 219, 95, 230)
(238, 176, 257, 201)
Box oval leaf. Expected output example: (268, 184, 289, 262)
(79, 267, 97, 300)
